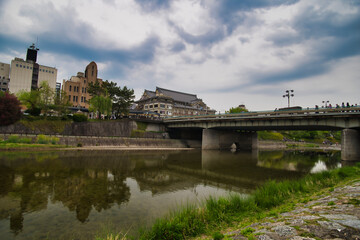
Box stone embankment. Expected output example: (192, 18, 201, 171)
(222, 180, 360, 240)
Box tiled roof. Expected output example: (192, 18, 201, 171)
(156, 87, 198, 103)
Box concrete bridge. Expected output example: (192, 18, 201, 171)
(164, 107, 360, 161)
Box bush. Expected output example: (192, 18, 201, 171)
(36, 134, 49, 144)
(72, 114, 88, 122)
(258, 131, 284, 141)
(0, 92, 22, 126)
(7, 135, 19, 143)
(51, 137, 59, 145)
(18, 137, 32, 144)
(36, 135, 60, 145)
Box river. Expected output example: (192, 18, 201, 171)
(0, 149, 341, 239)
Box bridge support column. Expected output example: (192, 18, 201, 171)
(341, 129, 360, 161)
(202, 129, 258, 150)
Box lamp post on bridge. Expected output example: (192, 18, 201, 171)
(322, 100, 329, 108)
(283, 90, 294, 108)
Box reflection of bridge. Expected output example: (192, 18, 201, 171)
(164, 107, 360, 160)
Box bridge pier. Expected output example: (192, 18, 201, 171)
(341, 129, 360, 161)
(202, 129, 258, 150)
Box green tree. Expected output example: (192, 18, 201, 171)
(38, 81, 55, 117)
(89, 95, 112, 119)
(226, 106, 249, 114)
(0, 92, 22, 126)
(17, 90, 41, 116)
(88, 80, 135, 118)
(53, 89, 71, 117)
(88, 79, 104, 96)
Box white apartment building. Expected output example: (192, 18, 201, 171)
(0, 62, 10, 92)
(7, 44, 57, 94)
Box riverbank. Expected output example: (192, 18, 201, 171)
(0, 134, 340, 151)
(134, 165, 359, 240)
(259, 140, 341, 151)
(196, 177, 360, 240)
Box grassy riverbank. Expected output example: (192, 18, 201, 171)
(97, 163, 360, 240)
(0, 134, 66, 150)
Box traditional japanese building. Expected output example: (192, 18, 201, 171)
(136, 87, 216, 117)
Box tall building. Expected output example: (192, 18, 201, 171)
(0, 62, 10, 92)
(62, 61, 102, 109)
(136, 87, 216, 117)
(8, 44, 57, 94)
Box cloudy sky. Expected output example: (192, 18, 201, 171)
(0, 0, 359, 112)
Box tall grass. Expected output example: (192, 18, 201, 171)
(139, 165, 360, 240)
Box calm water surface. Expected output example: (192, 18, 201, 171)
(0, 149, 341, 239)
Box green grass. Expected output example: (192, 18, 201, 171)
(0, 134, 64, 149)
(0, 142, 65, 149)
(136, 164, 360, 240)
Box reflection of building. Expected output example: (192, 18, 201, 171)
(136, 87, 216, 117)
(8, 44, 57, 93)
(0, 62, 10, 92)
(62, 61, 102, 109)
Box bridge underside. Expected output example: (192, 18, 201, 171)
(167, 126, 360, 161)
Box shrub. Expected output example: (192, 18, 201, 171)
(0, 92, 22, 126)
(18, 137, 32, 144)
(36, 134, 49, 144)
(7, 135, 19, 143)
(212, 231, 224, 240)
(258, 131, 283, 141)
(72, 114, 88, 122)
(51, 137, 59, 145)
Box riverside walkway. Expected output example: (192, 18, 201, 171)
(213, 179, 360, 240)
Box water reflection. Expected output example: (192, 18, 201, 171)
(0, 149, 341, 239)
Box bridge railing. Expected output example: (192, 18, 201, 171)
(163, 106, 360, 122)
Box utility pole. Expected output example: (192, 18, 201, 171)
(283, 90, 294, 108)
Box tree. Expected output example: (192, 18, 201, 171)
(89, 95, 112, 119)
(17, 90, 41, 116)
(88, 79, 104, 97)
(0, 92, 22, 126)
(112, 86, 135, 116)
(226, 106, 249, 114)
(38, 81, 55, 117)
(53, 89, 71, 117)
(88, 80, 135, 118)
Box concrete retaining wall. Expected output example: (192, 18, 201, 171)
(0, 134, 201, 148)
(0, 120, 167, 138)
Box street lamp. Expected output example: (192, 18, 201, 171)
(322, 100, 329, 108)
(283, 90, 294, 108)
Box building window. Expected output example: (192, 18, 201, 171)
(16, 64, 18, 67)
(73, 96, 76, 102)
(84, 80, 86, 84)
(20, 65, 22, 68)
(69, 85, 72, 91)
(76, 96, 78, 102)
(154, 104, 158, 108)
(69, 95, 71, 101)
(160, 104, 165, 108)
(27, 66, 29, 69)
(82, 87, 84, 93)
(85, 88, 86, 93)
